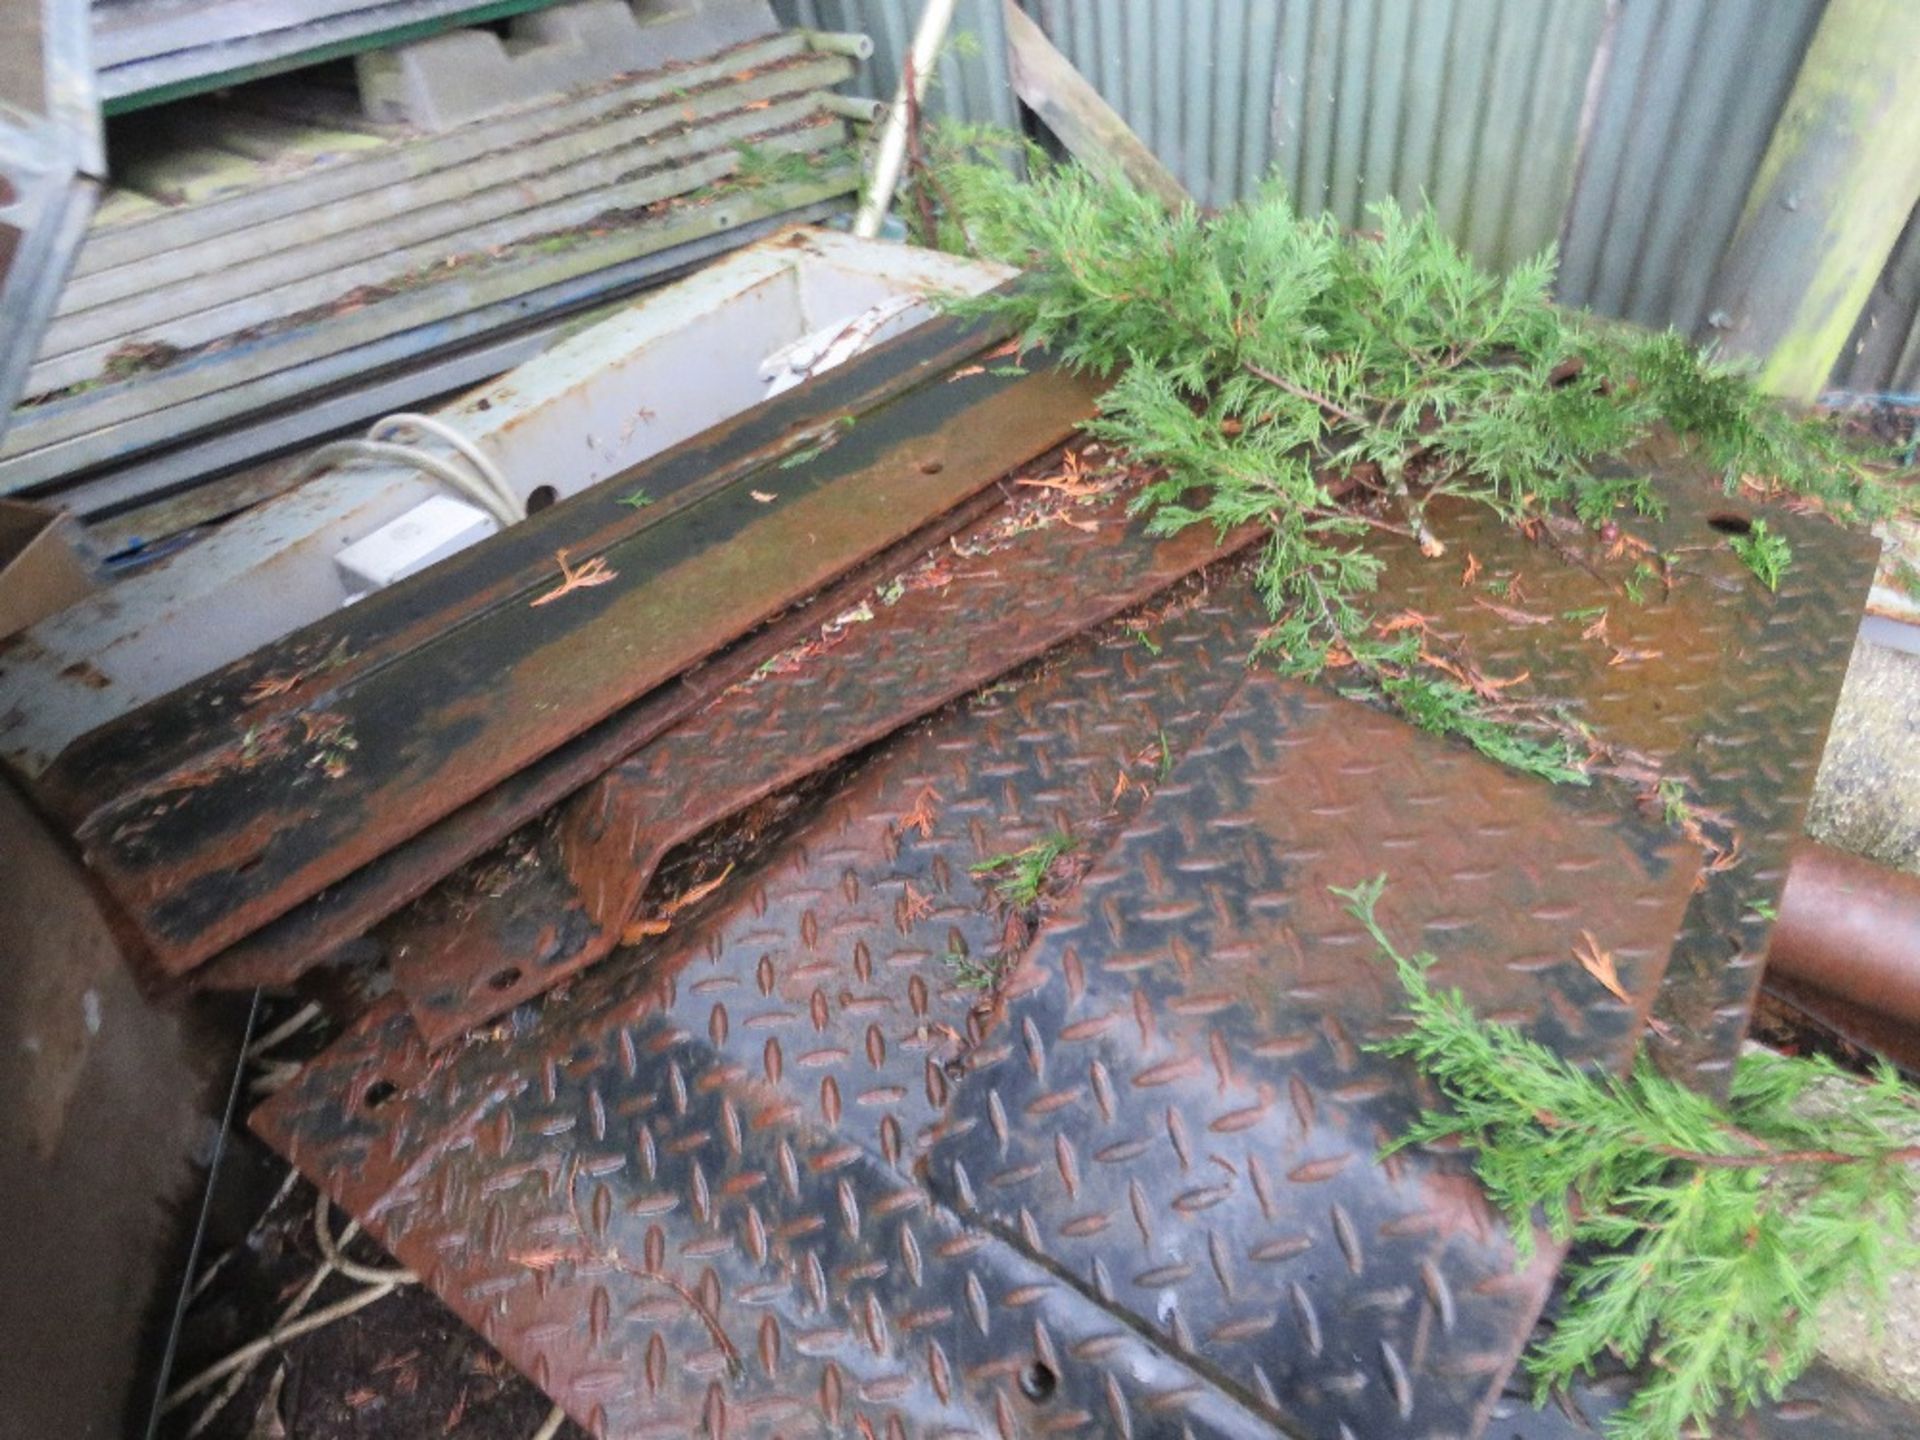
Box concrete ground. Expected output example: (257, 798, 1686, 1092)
(1807, 633, 1920, 879)
(1803, 1057, 1920, 1405)
(1798, 629, 1920, 1402)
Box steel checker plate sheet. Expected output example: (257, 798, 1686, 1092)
(389, 499, 1260, 1044)
(256, 572, 1702, 1439)
(254, 583, 1280, 1437)
(1354, 455, 1878, 1094)
(923, 672, 1700, 1439)
(272, 1002, 1282, 1440)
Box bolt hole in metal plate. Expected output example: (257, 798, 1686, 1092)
(1351, 452, 1878, 1093)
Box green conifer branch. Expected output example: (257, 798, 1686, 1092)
(925, 133, 1913, 784)
(1334, 875, 1920, 1440)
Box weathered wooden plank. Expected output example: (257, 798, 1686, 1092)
(1001, 0, 1189, 210)
(1703, 0, 1920, 400)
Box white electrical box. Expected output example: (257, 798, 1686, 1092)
(334, 495, 498, 602)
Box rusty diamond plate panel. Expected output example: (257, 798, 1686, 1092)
(255, 567, 1703, 1439)
(389, 498, 1260, 1045)
(269, 1001, 1280, 1440)
(188, 487, 1015, 994)
(48, 345, 1096, 978)
(922, 672, 1700, 1439)
(1359, 454, 1879, 1095)
(254, 582, 1280, 1438)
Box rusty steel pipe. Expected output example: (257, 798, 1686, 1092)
(1769, 839, 1920, 1031)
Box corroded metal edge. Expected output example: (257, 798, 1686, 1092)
(64, 355, 1099, 975)
(388, 496, 1259, 1043)
(188, 487, 1012, 993)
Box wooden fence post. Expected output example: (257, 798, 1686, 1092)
(1702, 0, 1920, 402)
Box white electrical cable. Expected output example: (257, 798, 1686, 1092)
(284, 413, 523, 527)
(171, 1195, 417, 1433)
(369, 412, 520, 522)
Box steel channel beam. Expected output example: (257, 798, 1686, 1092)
(253, 580, 1282, 1439)
(39, 316, 1096, 976)
(386, 495, 1261, 1044)
(188, 485, 1013, 992)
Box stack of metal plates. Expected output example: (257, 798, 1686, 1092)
(1, 13, 868, 514)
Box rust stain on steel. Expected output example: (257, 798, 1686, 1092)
(54, 358, 1101, 977)
(387, 498, 1260, 1045)
(190, 488, 1012, 993)
(253, 585, 1280, 1440)
(924, 671, 1699, 1439)
(40, 307, 1014, 820)
(1354, 449, 1878, 1094)
(253, 565, 1702, 1439)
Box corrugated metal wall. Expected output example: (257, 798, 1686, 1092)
(787, 0, 1920, 394)
(1553, 0, 1824, 336)
(989, 0, 1602, 268)
(1262, 0, 1606, 269)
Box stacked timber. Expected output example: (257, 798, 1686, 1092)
(0, 23, 865, 508)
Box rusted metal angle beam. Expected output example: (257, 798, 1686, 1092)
(253, 580, 1282, 1439)
(385, 495, 1259, 1043)
(44, 333, 1100, 977)
(188, 488, 1013, 993)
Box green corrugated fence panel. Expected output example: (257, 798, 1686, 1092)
(785, 0, 1914, 393)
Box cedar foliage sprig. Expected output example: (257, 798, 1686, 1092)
(1336, 874, 1920, 1440)
(927, 133, 1907, 780)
